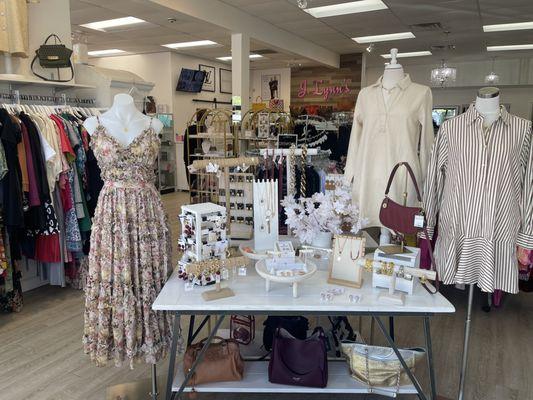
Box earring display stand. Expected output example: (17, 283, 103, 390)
(253, 179, 279, 251)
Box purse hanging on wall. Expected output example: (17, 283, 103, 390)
(31, 34, 74, 82)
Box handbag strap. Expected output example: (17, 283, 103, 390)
(30, 56, 74, 82)
(44, 34, 63, 45)
(384, 162, 422, 203)
(420, 224, 440, 294)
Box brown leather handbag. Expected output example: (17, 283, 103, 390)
(379, 162, 425, 236)
(379, 162, 438, 293)
(183, 336, 244, 386)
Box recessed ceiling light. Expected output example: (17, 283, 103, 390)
(81, 16, 146, 31)
(381, 50, 432, 58)
(162, 40, 218, 49)
(304, 0, 387, 18)
(88, 49, 126, 57)
(487, 44, 533, 51)
(216, 54, 263, 61)
(353, 32, 415, 43)
(483, 21, 533, 32)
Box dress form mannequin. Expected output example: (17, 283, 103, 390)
(475, 87, 500, 128)
(381, 48, 405, 106)
(380, 48, 405, 245)
(84, 93, 163, 144)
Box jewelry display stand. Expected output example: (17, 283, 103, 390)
(253, 179, 279, 251)
(178, 203, 228, 263)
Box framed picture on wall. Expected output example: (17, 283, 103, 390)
(262, 73, 281, 100)
(199, 64, 215, 92)
(219, 68, 232, 94)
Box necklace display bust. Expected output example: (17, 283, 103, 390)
(84, 93, 163, 146)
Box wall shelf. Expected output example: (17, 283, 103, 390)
(0, 77, 95, 90)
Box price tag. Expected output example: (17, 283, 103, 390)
(414, 214, 425, 228)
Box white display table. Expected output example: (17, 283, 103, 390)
(153, 268, 455, 400)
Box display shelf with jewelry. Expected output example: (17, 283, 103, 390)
(178, 203, 229, 269)
(218, 169, 255, 240)
(327, 234, 366, 288)
(188, 157, 260, 238)
(239, 108, 294, 152)
(253, 179, 279, 251)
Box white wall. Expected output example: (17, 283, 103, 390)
(250, 67, 291, 109)
(94, 52, 173, 111)
(365, 57, 533, 119)
(170, 53, 232, 137)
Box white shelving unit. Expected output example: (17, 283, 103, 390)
(0, 77, 95, 90)
(171, 361, 417, 395)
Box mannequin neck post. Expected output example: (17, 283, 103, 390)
(382, 67, 405, 90)
(475, 87, 500, 127)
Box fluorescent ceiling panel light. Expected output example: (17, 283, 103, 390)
(162, 40, 218, 49)
(487, 44, 533, 51)
(381, 50, 432, 58)
(216, 54, 263, 61)
(88, 49, 126, 57)
(81, 16, 145, 31)
(304, 0, 387, 18)
(353, 32, 415, 43)
(483, 21, 533, 32)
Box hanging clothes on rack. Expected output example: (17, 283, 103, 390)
(0, 100, 100, 311)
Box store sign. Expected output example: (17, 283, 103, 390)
(297, 79, 351, 100)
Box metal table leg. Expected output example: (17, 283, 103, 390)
(150, 363, 158, 400)
(186, 315, 195, 346)
(174, 315, 226, 399)
(374, 316, 428, 400)
(389, 316, 395, 341)
(458, 284, 475, 400)
(424, 316, 437, 400)
(165, 313, 181, 400)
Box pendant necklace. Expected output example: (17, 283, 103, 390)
(337, 236, 349, 261)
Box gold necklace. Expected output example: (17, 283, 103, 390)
(336, 236, 349, 261)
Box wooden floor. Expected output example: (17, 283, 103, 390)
(1, 191, 532, 400)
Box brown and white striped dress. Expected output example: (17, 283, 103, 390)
(423, 105, 533, 293)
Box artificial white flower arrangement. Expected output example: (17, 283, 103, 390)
(281, 180, 367, 244)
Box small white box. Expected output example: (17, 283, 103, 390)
(374, 246, 420, 269)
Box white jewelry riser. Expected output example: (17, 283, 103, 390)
(253, 179, 279, 251)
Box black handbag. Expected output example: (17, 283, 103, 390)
(31, 34, 74, 82)
(262, 316, 309, 352)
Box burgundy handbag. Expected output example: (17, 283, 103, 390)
(379, 162, 439, 293)
(268, 327, 328, 388)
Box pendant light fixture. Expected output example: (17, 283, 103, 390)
(485, 57, 500, 84)
(430, 59, 457, 87)
(430, 31, 457, 87)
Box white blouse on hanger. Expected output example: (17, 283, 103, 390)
(344, 74, 434, 226)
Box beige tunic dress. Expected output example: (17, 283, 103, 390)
(344, 74, 434, 227)
(0, 0, 28, 57)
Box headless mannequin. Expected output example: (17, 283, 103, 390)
(475, 87, 500, 128)
(84, 93, 163, 144)
(380, 49, 405, 245)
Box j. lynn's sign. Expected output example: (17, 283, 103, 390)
(297, 79, 351, 100)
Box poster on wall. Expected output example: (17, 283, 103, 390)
(262, 74, 280, 99)
(219, 68, 232, 94)
(199, 64, 215, 92)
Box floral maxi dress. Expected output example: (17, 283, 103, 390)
(83, 120, 172, 367)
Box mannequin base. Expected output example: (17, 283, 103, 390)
(0, 73, 27, 80)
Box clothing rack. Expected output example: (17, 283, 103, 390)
(0, 91, 96, 106)
(192, 97, 232, 108)
(258, 148, 320, 156)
